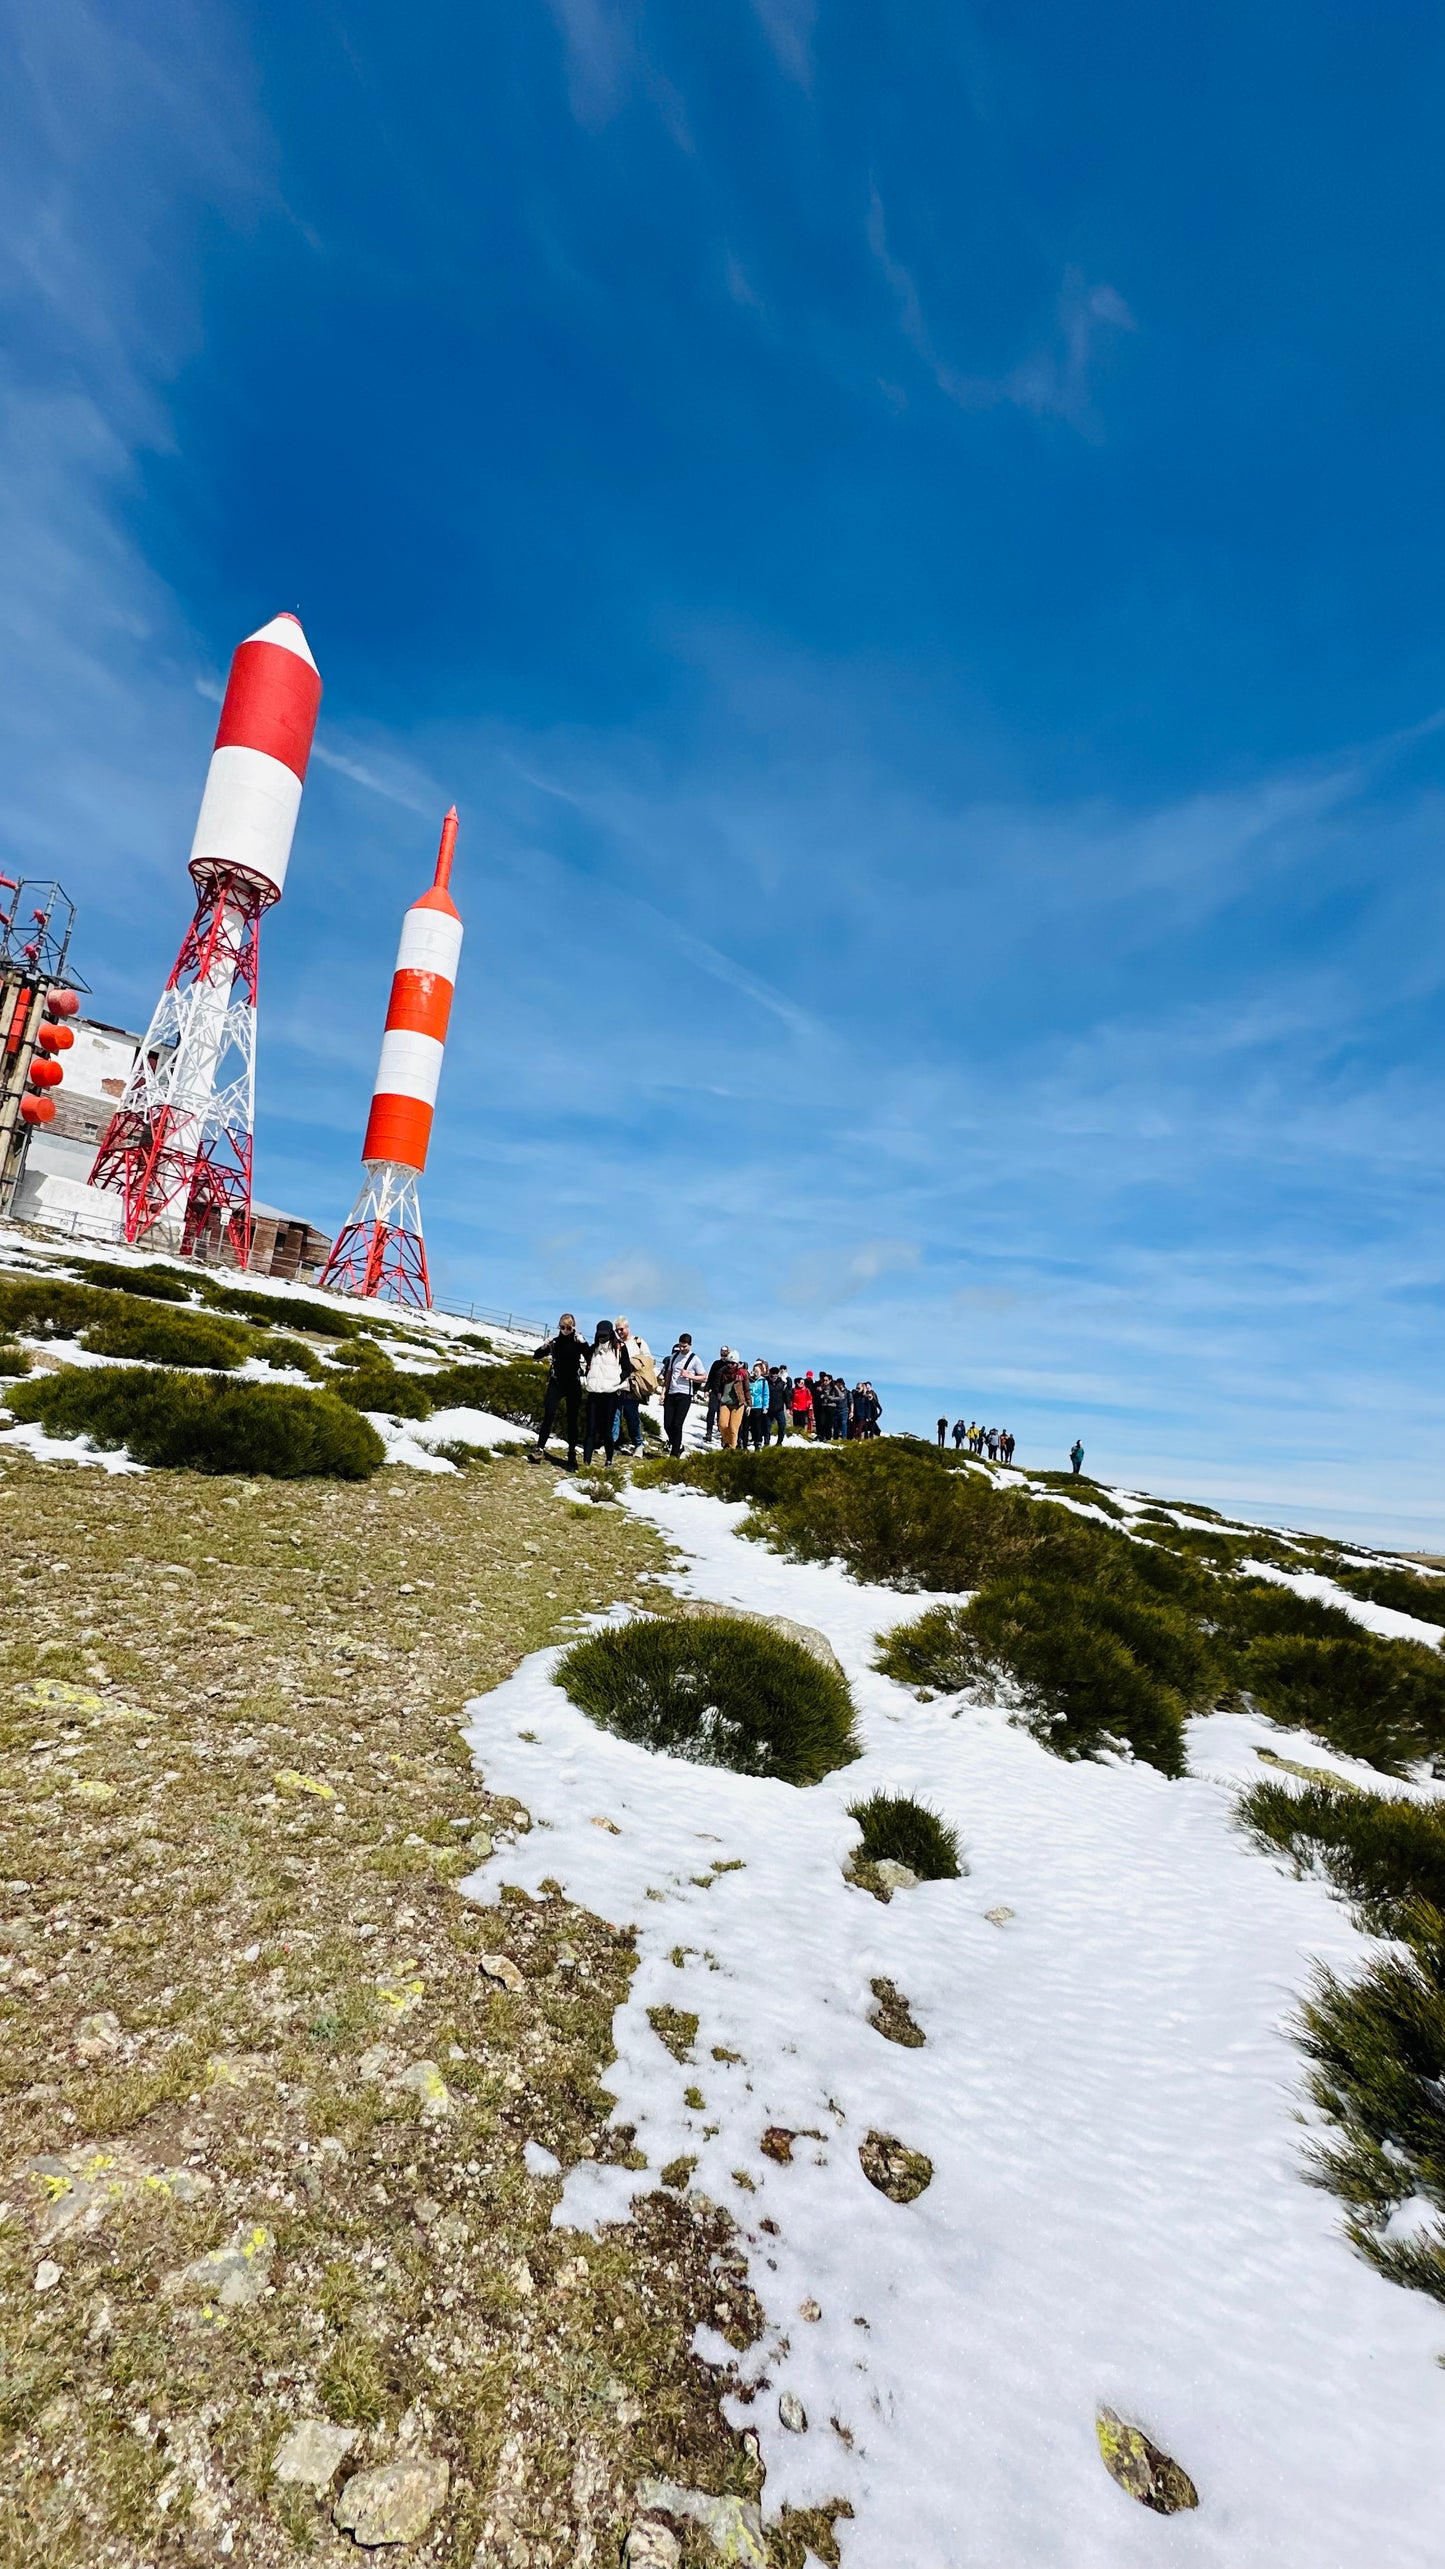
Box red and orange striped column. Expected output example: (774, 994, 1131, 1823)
(319, 810, 464, 1309)
(361, 807, 463, 1174)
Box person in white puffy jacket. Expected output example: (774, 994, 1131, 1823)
(581, 1319, 631, 1466)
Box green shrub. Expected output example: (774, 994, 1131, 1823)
(0, 1338, 30, 1378)
(77, 1296, 252, 1371)
(254, 1335, 324, 1379)
(78, 1260, 194, 1303)
(4, 1367, 384, 1478)
(327, 1356, 434, 1420)
(0, 1274, 96, 1338)
(1296, 1909, 1445, 2302)
(423, 1359, 550, 1431)
(1240, 1779, 1445, 1936)
(878, 1582, 1194, 1774)
(1334, 1562, 1445, 1621)
(848, 1791, 961, 1879)
(1214, 1579, 1359, 1647)
(1239, 1632, 1445, 1775)
(193, 1279, 359, 1337)
(556, 1613, 860, 1784)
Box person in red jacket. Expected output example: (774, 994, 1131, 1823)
(791, 1374, 814, 1438)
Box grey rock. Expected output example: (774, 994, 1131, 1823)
(635, 2481, 766, 2566)
(34, 2258, 61, 2292)
(273, 2420, 359, 2491)
(858, 2129, 933, 2204)
(164, 2221, 274, 2310)
(665, 1599, 844, 1677)
(334, 2456, 449, 2546)
(984, 1904, 1015, 1925)
(873, 1859, 919, 1892)
(778, 2392, 807, 2433)
(624, 2523, 681, 2568)
(397, 2060, 452, 2117)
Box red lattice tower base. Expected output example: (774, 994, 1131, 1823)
(90, 868, 265, 1264)
(319, 1161, 432, 1310)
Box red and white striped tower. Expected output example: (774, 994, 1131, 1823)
(90, 612, 322, 1264)
(319, 808, 463, 1310)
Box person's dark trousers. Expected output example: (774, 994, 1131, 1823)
(583, 1393, 617, 1465)
(746, 1409, 768, 1450)
(663, 1393, 692, 1457)
(705, 1393, 721, 1444)
(539, 1381, 580, 1458)
(616, 1394, 643, 1453)
(770, 1410, 787, 1446)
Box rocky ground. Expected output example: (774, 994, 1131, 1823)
(0, 1444, 817, 2568)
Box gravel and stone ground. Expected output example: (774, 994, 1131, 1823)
(0, 1445, 783, 2568)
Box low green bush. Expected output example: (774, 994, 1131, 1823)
(1238, 1631, 1445, 1775)
(0, 1274, 95, 1338)
(254, 1335, 325, 1379)
(1214, 1579, 1360, 1647)
(194, 1279, 360, 1338)
(848, 1790, 961, 1879)
(556, 1613, 860, 1784)
(327, 1356, 434, 1420)
(0, 1338, 30, 1377)
(1334, 1562, 1445, 1621)
(1296, 1909, 1445, 2303)
(1240, 1778, 1445, 1936)
(888, 1580, 1194, 1774)
(4, 1366, 384, 1478)
(423, 1359, 550, 1431)
(77, 1296, 252, 1371)
(78, 1260, 195, 1303)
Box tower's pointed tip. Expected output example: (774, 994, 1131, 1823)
(445, 803, 458, 821)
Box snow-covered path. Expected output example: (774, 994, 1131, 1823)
(461, 1482, 1445, 2568)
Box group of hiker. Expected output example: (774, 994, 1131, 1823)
(528, 1314, 882, 1467)
(684, 1353, 882, 1456)
(941, 1418, 1018, 1464)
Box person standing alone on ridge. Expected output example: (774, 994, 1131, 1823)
(1070, 1438, 1085, 1477)
(936, 1416, 948, 1448)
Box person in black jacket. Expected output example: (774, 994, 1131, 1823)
(704, 1348, 733, 1445)
(532, 1314, 586, 1468)
(768, 1366, 791, 1446)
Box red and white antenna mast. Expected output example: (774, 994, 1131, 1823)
(90, 613, 322, 1264)
(319, 808, 463, 1310)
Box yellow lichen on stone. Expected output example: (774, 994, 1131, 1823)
(273, 1768, 336, 1800)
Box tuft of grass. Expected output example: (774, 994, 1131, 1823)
(848, 1790, 961, 1879)
(1240, 1778, 1445, 1938)
(4, 1365, 385, 1477)
(557, 1613, 860, 1785)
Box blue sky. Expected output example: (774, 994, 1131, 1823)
(2, 0, 1443, 1543)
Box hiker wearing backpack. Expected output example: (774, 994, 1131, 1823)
(613, 1316, 656, 1456)
(660, 1333, 706, 1456)
(716, 1352, 748, 1450)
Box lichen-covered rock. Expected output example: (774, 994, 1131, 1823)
(272, 2419, 359, 2490)
(163, 2221, 273, 2310)
(873, 1858, 919, 1892)
(868, 1977, 926, 2047)
(1096, 2407, 1198, 2514)
(334, 2456, 449, 2545)
(778, 2392, 807, 2432)
(635, 2481, 766, 2567)
(858, 2129, 932, 2203)
(624, 2522, 681, 2569)
(397, 2059, 452, 2117)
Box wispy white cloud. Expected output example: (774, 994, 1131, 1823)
(867, 186, 1137, 434)
(751, 0, 817, 88)
(540, 0, 692, 144)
